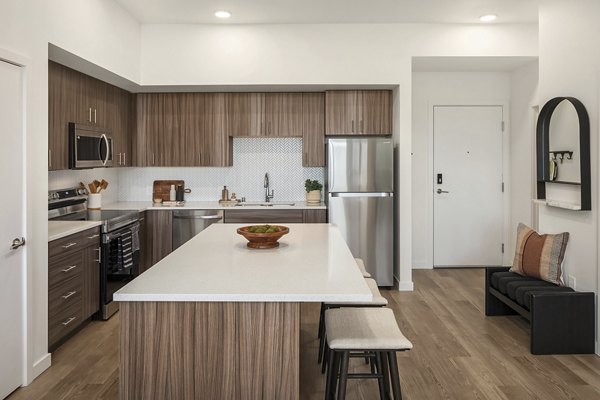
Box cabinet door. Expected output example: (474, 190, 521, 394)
(147, 211, 173, 265)
(134, 93, 160, 166)
(48, 61, 72, 170)
(302, 93, 325, 167)
(225, 93, 265, 137)
(199, 93, 232, 166)
(86, 76, 107, 127)
(82, 244, 100, 319)
(358, 90, 392, 135)
(303, 209, 327, 223)
(266, 93, 303, 137)
(106, 85, 132, 167)
(325, 91, 358, 135)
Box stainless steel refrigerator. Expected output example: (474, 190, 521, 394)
(327, 138, 394, 286)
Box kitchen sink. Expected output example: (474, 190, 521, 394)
(234, 202, 295, 207)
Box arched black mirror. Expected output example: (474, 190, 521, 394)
(536, 97, 590, 210)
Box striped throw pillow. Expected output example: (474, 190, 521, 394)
(510, 223, 569, 286)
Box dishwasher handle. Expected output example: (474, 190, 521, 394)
(173, 215, 223, 220)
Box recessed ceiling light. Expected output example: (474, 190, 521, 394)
(479, 14, 497, 23)
(215, 10, 231, 19)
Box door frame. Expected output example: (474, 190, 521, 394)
(0, 47, 35, 387)
(425, 100, 511, 268)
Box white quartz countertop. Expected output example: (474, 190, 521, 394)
(48, 220, 103, 242)
(114, 223, 371, 303)
(103, 201, 326, 211)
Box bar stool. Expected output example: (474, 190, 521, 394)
(318, 278, 388, 370)
(324, 307, 412, 400)
(355, 258, 371, 278)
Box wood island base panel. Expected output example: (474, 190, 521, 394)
(119, 301, 300, 400)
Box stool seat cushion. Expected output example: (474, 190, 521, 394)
(355, 258, 371, 278)
(325, 308, 413, 350)
(325, 278, 387, 306)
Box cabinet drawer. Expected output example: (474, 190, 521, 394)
(48, 227, 101, 258)
(49, 277, 83, 320)
(48, 251, 84, 289)
(48, 297, 83, 348)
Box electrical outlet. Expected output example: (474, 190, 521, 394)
(568, 275, 576, 290)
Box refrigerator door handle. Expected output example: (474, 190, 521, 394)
(330, 192, 393, 198)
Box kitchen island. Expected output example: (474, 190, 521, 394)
(114, 223, 371, 400)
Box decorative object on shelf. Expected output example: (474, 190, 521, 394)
(153, 180, 190, 202)
(237, 225, 290, 249)
(305, 179, 323, 204)
(536, 97, 591, 211)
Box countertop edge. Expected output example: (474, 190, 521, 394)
(48, 221, 103, 242)
(113, 293, 373, 302)
(103, 201, 327, 212)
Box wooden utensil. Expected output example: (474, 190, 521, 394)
(98, 179, 108, 193)
(88, 182, 96, 193)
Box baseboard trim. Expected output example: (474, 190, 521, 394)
(27, 353, 51, 385)
(398, 280, 414, 292)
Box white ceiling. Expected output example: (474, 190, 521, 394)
(114, 0, 539, 25)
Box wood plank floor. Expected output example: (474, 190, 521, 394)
(9, 269, 600, 399)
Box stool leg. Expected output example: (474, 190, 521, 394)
(318, 303, 325, 339)
(318, 333, 325, 364)
(380, 351, 391, 398)
(324, 349, 337, 400)
(321, 341, 329, 374)
(387, 351, 402, 400)
(337, 351, 350, 400)
(375, 352, 387, 400)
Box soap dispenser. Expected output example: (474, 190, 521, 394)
(169, 184, 176, 201)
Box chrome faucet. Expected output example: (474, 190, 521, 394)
(264, 173, 274, 202)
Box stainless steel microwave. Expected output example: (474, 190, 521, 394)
(69, 123, 113, 169)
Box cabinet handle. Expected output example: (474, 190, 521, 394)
(152, 153, 155, 166)
(61, 265, 77, 273)
(62, 317, 77, 326)
(87, 234, 100, 239)
(48, 149, 52, 168)
(61, 242, 77, 249)
(95, 247, 101, 263)
(360, 120, 363, 133)
(88, 108, 92, 122)
(352, 120, 355, 133)
(118, 153, 122, 165)
(123, 153, 126, 166)
(61, 291, 77, 300)
(94, 109, 97, 124)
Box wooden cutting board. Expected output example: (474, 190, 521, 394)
(153, 180, 185, 201)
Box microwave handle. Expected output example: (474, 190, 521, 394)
(100, 134, 110, 166)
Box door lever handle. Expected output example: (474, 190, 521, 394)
(10, 237, 25, 250)
(436, 189, 449, 194)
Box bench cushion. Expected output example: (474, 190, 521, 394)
(506, 279, 556, 299)
(495, 274, 540, 295)
(521, 287, 575, 310)
(490, 271, 520, 290)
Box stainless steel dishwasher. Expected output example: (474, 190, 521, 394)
(172, 210, 224, 250)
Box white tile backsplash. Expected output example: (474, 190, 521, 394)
(118, 138, 324, 202)
(50, 138, 325, 203)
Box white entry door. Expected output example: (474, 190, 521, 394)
(433, 106, 504, 267)
(0, 59, 25, 398)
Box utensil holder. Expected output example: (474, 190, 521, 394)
(88, 193, 101, 210)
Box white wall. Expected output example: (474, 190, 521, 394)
(140, 22, 538, 290)
(0, 0, 140, 383)
(537, 0, 600, 353)
(508, 61, 539, 256)
(411, 72, 512, 268)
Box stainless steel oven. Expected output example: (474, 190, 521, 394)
(69, 122, 113, 169)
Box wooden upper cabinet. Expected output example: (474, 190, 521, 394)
(134, 93, 232, 167)
(302, 92, 325, 167)
(267, 93, 303, 137)
(325, 90, 392, 136)
(225, 93, 265, 137)
(225, 92, 303, 137)
(48, 61, 132, 170)
(106, 85, 132, 167)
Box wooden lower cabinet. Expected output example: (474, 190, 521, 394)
(223, 209, 327, 224)
(48, 226, 101, 351)
(302, 209, 327, 223)
(147, 210, 173, 265)
(138, 211, 152, 274)
(120, 301, 300, 400)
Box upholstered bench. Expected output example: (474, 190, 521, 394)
(485, 266, 595, 355)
